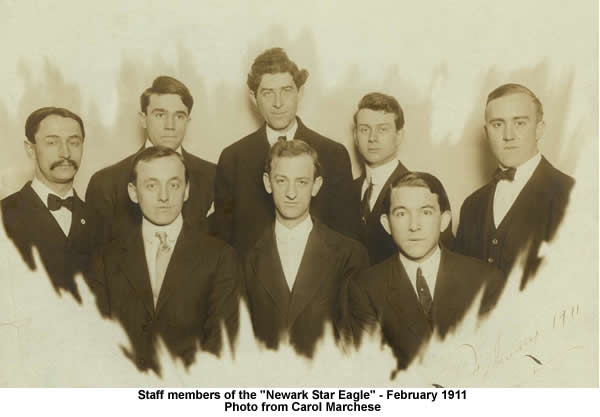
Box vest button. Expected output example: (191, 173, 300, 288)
(487, 257, 494, 263)
(492, 238, 498, 245)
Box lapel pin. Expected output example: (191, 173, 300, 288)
(81, 218, 86, 225)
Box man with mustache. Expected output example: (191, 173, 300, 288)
(86, 76, 216, 246)
(455, 84, 575, 298)
(1, 107, 99, 301)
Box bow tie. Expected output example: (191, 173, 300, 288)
(47, 194, 74, 211)
(493, 167, 516, 182)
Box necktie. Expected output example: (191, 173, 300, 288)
(416, 267, 433, 323)
(493, 167, 516, 182)
(153, 231, 171, 305)
(47, 194, 74, 211)
(360, 177, 373, 222)
(277, 135, 287, 143)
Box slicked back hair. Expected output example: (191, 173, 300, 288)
(140, 76, 194, 114)
(264, 139, 321, 179)
(383, 171, 451, 214)
(129, 145, 189, 185)
(25, 107, 85, 143)
(354, 92, 405, 131)
(247, 48, 309, 94)
(486, 83, 543, 122)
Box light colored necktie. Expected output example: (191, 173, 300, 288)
(153, 231, 171, 305)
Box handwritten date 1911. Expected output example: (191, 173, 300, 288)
(442, 390, 466, 400)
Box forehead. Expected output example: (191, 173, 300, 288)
(147, 94, 188, 113)
(258, 72, 295, 89)
(390, 186, 440, 209)
(356, 108, 396, 125)
(271, 154, 314, 176)
(485, 93, 537, 120)
(136, 155, 186, 180)
(36, 115, 82, 137)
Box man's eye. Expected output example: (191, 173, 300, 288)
(423, 209, 433, 215)
(176, 114, 187, 121)
(491, 122, 503, 128)
(154, 113, 165, 119)
(378, 126, 390, 133)
(359, 127, 370, 135)
(145, 183, 156, 190)
(515, 120, 526, 127)
(262, 91, 273, 97)
(170, 182, 181, 189)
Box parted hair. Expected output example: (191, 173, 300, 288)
(247, 48, 309, 94)
(140, 76, 194, 114)
(129, 146, 189, 185)
(486, 83, 543, 122)
(25, 107, 85, 143)
(264, 139, 321, 179)
(383, 171, 451, 214)
(354, 92, 405, 131)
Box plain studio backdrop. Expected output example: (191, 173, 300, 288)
(0, 0, 597, 387)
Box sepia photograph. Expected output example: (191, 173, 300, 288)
(0, 0, 597, 391)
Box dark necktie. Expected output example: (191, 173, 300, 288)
(416, 267, 433, 322)
(47, 194, 74, 211)
(493, 167, 516, 182)
(360, 178, 373, 222)
(277, 135, 287, 143)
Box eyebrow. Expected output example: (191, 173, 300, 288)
(391, 204, 437, 210)
(488, 115, 530, 123)
(151, 108, 188, 115)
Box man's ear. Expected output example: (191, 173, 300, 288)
(311, 176, 323, 197)
(184, 182, 190, 202)
(535, 120, 545, 142)
(263, 173, 272, 194)
(138, 111, 148, 130)
(380, 213, 392, 235)
(127, 182, 139, 204)
(440, 210, 452, 232)
(250, 90, 257, 108)
(395, 128, 404, 145)
(24, 140, 36, 161)
(297, 85, 304, 102)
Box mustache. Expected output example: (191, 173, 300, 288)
(50, 159, 78, 170)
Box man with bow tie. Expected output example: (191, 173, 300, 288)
(91, 146, 240, 373)
(347, 172, 503, 371)
(243, 140, 368, 358)
(455, 83, 574, 297)
(1, 107, 99, 301)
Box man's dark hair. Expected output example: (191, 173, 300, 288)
(353, 92, 405, 131)
(129, 146, 189, 185)
(25, 107, 85, 143)
(247, 48, 309, 94)
(264, 139, 321, 179)
(486, 83, 543, 122)
(140, 76, 194, 114)
(383, 171, 451, 214)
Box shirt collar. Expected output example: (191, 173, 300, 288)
(499, 153, 541, 183)
(266, 118, 298, 146)
(144, 139, 183, 155)
(398, 245, 441, 287)
(365, 159, 399, 185)
(142, 214, 183, 245)
(275, 215, 313, 243)
(30, 177, 74, 208)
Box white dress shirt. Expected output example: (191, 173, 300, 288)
(30, 178, 74, 236)
(142, 214, 183, 305)
(266, 119, 298, 146)
(361, 159, 400, 210)
(493, 153, 542, 227)
(275, 215, 313, 291)
(398, 246, 441, 298)
(144, 139, 182, 155)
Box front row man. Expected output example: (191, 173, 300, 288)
(243, 140, 369, 357)
(348, 172, 503, 370)
(91, 146, 239, 374)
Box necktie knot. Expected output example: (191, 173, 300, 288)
(493, 167, 516, 182)
(47, 194, 74, 211)
(155, 231, 169, 249)
(277, 135, 287, 143)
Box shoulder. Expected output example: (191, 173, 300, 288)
(443, 249, 501, 279)
(1, 183, 34, 215)
(356, 255, 395, 289)
(539, 157, 575, 192)
(318, 221, 366, 253)
(182, 150, 216, 175)
(460, 181, 494, 212)
(88, 153, 137, 186)
(220, 127, 264, 157)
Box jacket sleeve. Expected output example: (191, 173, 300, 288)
(213, 148, 235, 245)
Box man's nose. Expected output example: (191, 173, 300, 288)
(165, 114, 175, 130)
(273, 91, 283, 108)
(158, 185, 169, 202)
(369, 129, 379, 142)
(503, 123, 515, 141)
(285, 182, 297, 199)
(58, 141, 70, 159)
(409, 214, 421, 231)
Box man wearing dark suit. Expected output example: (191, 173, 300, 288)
(1, 107, 99, 301)
(86, 76, 216, 246)
(91, 147, 240, 374)
(455, 83, 574, 295)
(352, 93, 410, 265)
(244, 140, 368, 358)
(215, 47, 361, 255)
(348, 172, 503, 371)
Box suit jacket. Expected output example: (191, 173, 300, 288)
(215, 117, 362, 255)
(243, 219, 369, 357)
(91, 224, 240, 373)
(1, 182, 99, 301)
(455, 156, 574, 294)
(348, 248, 503, 370)
(85, 147, 216, 246)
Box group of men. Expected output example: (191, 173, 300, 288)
(1, 47, 574, 373)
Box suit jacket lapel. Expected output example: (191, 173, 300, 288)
(117, 230, 155, 316)
(287, 224, 329, 327)
(67, 192, 90, 242)
(368, 161, 409, 223)
(154, 228, 204, 315)
(21, 184, 68, 240)
(254, 227, 292, 316)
